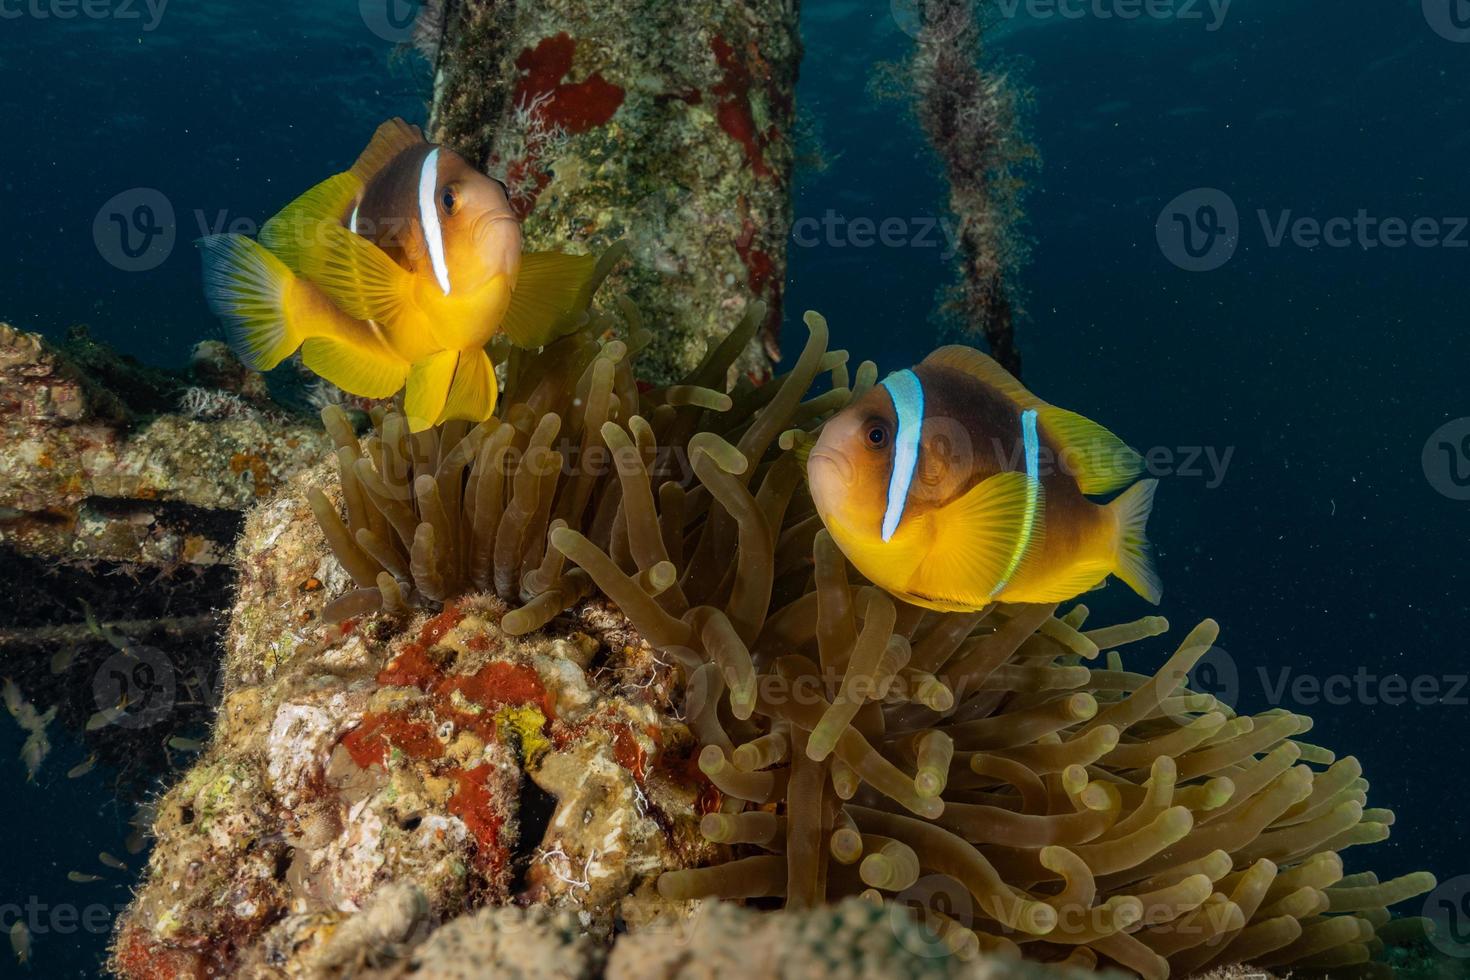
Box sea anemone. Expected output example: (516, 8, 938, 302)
(309, 299, 1433, 977)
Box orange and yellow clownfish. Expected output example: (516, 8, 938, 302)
(198, 118, 603, 431)
(806, 346, 1161, 612)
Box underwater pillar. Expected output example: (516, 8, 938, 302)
(425, 0, 802, 382)
(909, 0, 1034, 378)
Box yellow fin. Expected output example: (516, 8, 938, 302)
(439, 348, 499, 424)
(500, 251, 600, 348)
(404, 349, 460, 432)
(923, 345, 1040, 410)
(197, 234, 302, 370)
(1037, 406, 1144, 495)
(1001, 560, 1113, 604)
(350, 118, 425, 185)
(260, 172, 363, 274)
(906, 471, 1044, 608)
(295, 221, 413, 326)
(924, 345, 1143, 496)
(300, 335, 409, 400)
(1108, 478, 1162, 604)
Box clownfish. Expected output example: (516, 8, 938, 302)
(807, 345, 1161, 612)
(198, 118, 601, 431)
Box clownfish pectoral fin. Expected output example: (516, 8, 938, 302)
(438, 347, 499, 425)
(1036, 406, 1144, 496)
(295, 220, 414, 327)
(260, 172, 363, 273)
(500, 251, 601, 348)
(403, 349, 460, 432)
(1108, 479, 1162, 604)
(349, 118, 425, 186)
(909, 471, 1045, 606)
(198, 234, 304, 370)
(300, 336, 410, 400)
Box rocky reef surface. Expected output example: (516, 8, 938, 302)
(0, 323, 328, 570)
(106, 451, 1026, 978)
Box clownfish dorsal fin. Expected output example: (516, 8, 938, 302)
(923, 345, 1039, 410)
(907, 470, 1046, 607)
(350, 118, 427, 186)
(1034, 406, 1144, 495)
(922, 345, 1143, 496)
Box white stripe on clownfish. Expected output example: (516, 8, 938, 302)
(879, 369, 924, 543)
(990, 407, 1041, 597)
(417, 147, 452, 296)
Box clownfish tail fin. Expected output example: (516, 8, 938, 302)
(197, 234, 303, 370)
(1109, 479, 1162, 604)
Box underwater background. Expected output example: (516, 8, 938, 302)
(1, 0, 1467, 973)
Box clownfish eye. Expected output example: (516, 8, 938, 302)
(864, 423, 889, 450)
(441, 186, 459, 215)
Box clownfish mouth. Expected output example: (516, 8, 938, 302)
(807, 448, 853, 484)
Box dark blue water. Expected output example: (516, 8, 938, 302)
(3, 0, 1468, 974)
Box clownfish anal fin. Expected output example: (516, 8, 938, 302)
(1036, 406, 1143, 496)
(907, 471, 1044, 606)
(1002, 560, 1112, 604)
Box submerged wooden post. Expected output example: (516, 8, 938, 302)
(423, 0, 802, 383)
